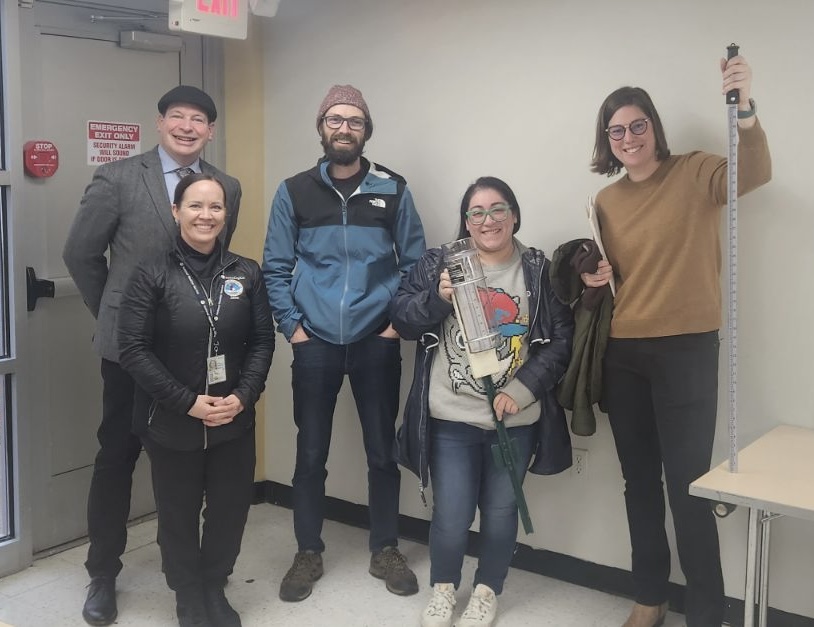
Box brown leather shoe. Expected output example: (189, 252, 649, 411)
(622, 602, 668, 627)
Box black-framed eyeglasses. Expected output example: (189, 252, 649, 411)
(322, 115, 367, 131)
(466, 203, 512, 225)
(606, 117, 650, 141)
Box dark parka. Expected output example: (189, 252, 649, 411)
(549, 238, 613, 437)
(389, 244, 575, 500)
(118, 247, 275, 451)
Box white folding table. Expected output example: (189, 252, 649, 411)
(690, 425, 814, 627)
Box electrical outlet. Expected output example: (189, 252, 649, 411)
(572, 448, 588, 476)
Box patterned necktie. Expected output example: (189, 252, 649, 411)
(174, 167, 195, 179)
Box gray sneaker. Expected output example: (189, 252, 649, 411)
(369, 546, 419, 596)
(279, 550, 323, 602)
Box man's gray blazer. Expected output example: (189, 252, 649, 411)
(63, 145, 242, 363)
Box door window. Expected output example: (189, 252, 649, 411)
(0, 375, 11, 539)
(0, 7, 14, 541)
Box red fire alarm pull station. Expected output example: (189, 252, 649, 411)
(23, 140, 59, 178)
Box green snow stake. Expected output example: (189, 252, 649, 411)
(483, 376, 534, 534)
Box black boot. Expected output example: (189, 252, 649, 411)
(82, 576, 117, 626)
(203, 584, 241, 627)
(176, 586, 212, 627)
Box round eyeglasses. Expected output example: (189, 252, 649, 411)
(322, 115, 367, 132)
(606, 117, 650, 141)
(466, 203, 512, 225)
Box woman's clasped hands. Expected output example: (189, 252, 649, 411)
(188, 394, 245, 427)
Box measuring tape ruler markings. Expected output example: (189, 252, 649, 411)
(726, 42, 740, 473)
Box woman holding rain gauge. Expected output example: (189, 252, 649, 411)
(390, 176, 574, 627)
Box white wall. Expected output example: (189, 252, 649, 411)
(260, 0, 814, 619)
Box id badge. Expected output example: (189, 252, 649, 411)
(207, 354, 227, 385)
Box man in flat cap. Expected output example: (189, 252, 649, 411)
(64, 85, 241, 626)
(263, 84, 425, 602)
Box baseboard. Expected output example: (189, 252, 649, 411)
(255, 480, 813, 627)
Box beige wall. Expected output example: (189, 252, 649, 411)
(224, 18, 267, 480)
(226, 0, 814, 619)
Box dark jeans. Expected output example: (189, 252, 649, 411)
(291, 333, 401, 554)
(85, 359, 143, 579)
(429, 419, 535, 595)
(603, 332, 724, 627)
(142, 429, 256, 592)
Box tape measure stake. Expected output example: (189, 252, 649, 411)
(726, 43, 740, 473)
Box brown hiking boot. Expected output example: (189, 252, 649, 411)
(369, 546, 419, 596)
(279, 550, 323, 602)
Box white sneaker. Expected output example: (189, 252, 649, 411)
(420, 583, 456, 627)
(458, 584, 497, 627)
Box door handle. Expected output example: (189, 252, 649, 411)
(25, 266, 55, 311)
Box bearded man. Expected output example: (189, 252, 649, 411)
(262, 84, 425, 602)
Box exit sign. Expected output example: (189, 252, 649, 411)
(168, 0, 248, 40)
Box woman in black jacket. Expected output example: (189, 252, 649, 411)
(118, 173, 274, 627)
(390, 177, 573, 627)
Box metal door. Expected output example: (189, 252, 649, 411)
(15, 0, 204, 555)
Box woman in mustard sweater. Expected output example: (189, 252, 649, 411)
(584, 55, 771, 627)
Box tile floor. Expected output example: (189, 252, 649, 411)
(0, 503, 687, 626)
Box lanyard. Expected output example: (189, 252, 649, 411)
(178, 261, 225, 355)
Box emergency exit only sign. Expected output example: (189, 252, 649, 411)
(87, 121, 141, 166)
(169, 0, 249, 40)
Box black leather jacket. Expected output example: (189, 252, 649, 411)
(389, 244, 574, 499)
(118, 246, 275, 451)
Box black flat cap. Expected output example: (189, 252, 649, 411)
(157, 85, 217, 122)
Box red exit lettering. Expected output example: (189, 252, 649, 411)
(197, 0, 238, 18)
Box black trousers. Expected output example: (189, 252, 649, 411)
(85, 359, 142, 578)
(142, 428, 256, 592)
(603, 332, 724, 627)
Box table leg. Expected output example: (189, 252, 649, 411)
(758, 513, 773, 627)
(744, 507, 761, 627)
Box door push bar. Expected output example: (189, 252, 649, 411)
(25, 266, 55, 312)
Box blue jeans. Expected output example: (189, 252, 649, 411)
(429, 419, 535, 595)
(291, 333, 402, 553)
(603, 332, 723, 627)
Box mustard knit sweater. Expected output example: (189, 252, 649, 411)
(596, 120, 771, 338)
